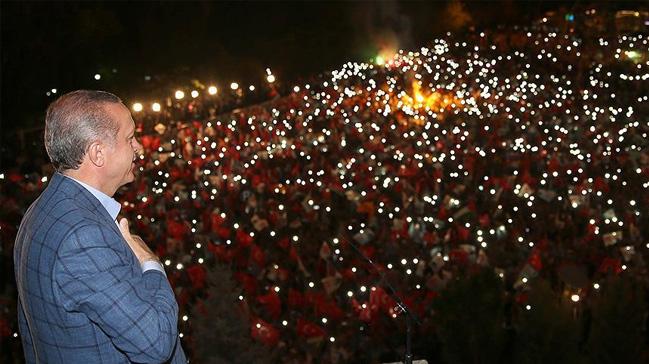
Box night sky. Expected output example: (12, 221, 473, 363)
(0, 1, 630, 135)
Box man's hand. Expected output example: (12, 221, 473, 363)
(118, 218, 159, 265)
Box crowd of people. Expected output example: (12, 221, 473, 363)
(2, 15, 648, 363)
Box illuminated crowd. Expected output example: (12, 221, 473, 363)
(1, 19, 648, 363)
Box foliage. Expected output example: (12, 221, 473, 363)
(191, 263, 274, 364)
(432, 268, 505, 364)
(512, 280, 585, 364)
(586, 276, 647, 364)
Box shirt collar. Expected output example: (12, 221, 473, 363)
(63, 174, 122, 221)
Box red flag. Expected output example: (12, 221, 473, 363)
(296, 318, 326, 338)
(251, 318, 279, 346)
(257, 290, 282, 319)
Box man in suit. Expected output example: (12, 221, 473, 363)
(14, 90, 186, 363)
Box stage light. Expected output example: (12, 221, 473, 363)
(208, 86, 218, 95)
(152, 102, 161, 112)
(230, 82, 239, 90)
(191, 90, 199, 98)
(132, 103, 143, 112)
(267, 74, 276, 83)
(249, 85, 255, 91)
(94, 74, 101, 80)
(175, 90, 185, 100)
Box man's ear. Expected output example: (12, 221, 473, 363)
(87, 141, 106, 167)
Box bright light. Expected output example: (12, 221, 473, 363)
(51, 88, 57, 94)
(94, 73, 101, 80)
(191, 90, 199, 98)
(174, 90, 185, 100)
(230, 82, 239, 90)
(571, 294, 580, 303)
(624, 50, 643, 63)
(249, 85, 256, 91)
(152, 102, 161, 112)
(208, 86, 218, 95)
(132, 103, 143, 112)
(376, 55, 385, 65)
(267, 74, 276, 83)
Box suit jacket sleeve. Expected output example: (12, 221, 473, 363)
(17, 299, 37, 364)
(54, 223, 180, 363)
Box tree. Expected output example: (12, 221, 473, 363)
(512, 280, 585, 364)
(585, 276, 647, 364)
(432, 268, 505, 364)
(191, 263, 274, 363)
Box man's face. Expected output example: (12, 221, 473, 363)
(103, 103, 142, 193)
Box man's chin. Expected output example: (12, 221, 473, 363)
(121, 170, 136, 186)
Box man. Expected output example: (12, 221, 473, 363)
(14, 90, 186, 363)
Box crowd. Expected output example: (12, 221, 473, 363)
(1, 16, 648, 363)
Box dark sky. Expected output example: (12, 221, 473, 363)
(1, 0, 629, 135)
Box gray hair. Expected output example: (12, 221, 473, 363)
(44, 90, 122, 171)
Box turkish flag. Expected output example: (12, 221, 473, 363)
(251, 318, 279, 346)
(236, 229, 254, 247)
(528, 251, 543, 271)
(296, 318, 326, 338)
(234, 272, 258, 295)
(187, 265, 207, 290)
(166, 219, 187, 240)
(257, 290, 282, 320)
(250, 244, 266, 267)
(288, 288, 306, 308)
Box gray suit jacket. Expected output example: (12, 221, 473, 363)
(14, 172, 186, 363)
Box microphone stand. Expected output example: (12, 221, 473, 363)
(345, 238, 420, 364)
